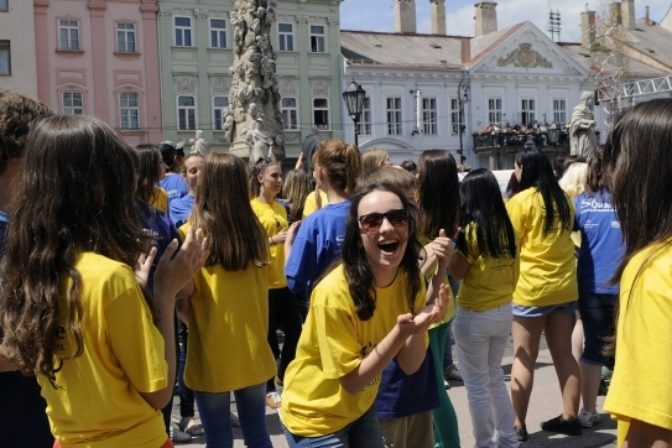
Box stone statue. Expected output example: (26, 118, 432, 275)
(224, 0, 285, 161)
(569, 91, 598, 158)
(192, 129, 208, 156)
(244, 118, 274, 164)
(301, 126, 321, 174)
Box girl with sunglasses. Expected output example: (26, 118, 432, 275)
(280, 182, 450, 447)
(450, 168, 519, 447)
(250, 159, 302, 408)
(0, 115, 208, 448)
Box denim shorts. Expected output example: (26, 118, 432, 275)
(578, 293, 617, 365)
(512, 301, 578, 318)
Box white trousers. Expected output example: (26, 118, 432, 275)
(453, 304, 519, 448)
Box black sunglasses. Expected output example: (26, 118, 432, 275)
(358, 209, 409, 232)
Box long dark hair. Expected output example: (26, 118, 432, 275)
(190, 153, 268, 270)
(341, 182, 422, 321)
(134, 143, 163, 204)
(585, 146, 608, 194)
(417, 149, 460, 238)
(0, 115, 147, 383)
(458, 168, 516, 258)
(603, 99, 672, 279)
(516, 148, 572, 233)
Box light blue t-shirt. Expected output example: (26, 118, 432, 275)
(574, 189, 625, 295)
(169, 193, 194, 228)
(284, 200, 350, 295)
(159, 173, 189, 202)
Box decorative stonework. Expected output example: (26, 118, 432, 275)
(175, 76, 197, 94)
(210, 77, 230, 94)
(279, 78, 298, 96)
(223, 0, 284, 160)
(311, 79, 329, 96)
(497, 43, 553, 69)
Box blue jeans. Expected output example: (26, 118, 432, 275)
(282, 406, 384, 448)
(194, 383, 272, 448)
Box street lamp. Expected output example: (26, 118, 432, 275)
(342, 79, 366, 147)
(457, 73, 470, 165)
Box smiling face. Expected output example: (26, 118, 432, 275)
(357, 190, 409, 286)
(184, 155, 204, 192)
(258, 163, 283, 197)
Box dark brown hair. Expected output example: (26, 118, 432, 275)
(314, 139, 361, 196)
(0, 115, 147, 383)
(417, 150, 460, 237)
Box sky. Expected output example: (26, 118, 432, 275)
(340, 0, 672, 42)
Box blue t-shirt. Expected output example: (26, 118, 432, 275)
(284, 200, 350, 295)
(0, 210, 54, 447)
(159, 173, 189, 203)
(574, 189, 625, 295)
(138, 202, 180, 292)
(169, 193, 195, 228)
(375, 349, 439, 419)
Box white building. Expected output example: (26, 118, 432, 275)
(341, 1, 590, 169)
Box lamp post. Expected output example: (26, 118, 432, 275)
(342, 79, 367, 147)
(457, 73, 470, 164)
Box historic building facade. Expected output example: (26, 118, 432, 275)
(32, 0, 163, 146)
(0, 0, 39, 98)
(156, 0, 344, 156)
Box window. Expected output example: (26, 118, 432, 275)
(278, 23, 294, 52)
(0, 41, 9, 75)
(62, 92, 83, 115)
(210, 18, 227, 48)
(212, 96, 228, 130)
(313, 97, 329, 130)
(358, 97, 371, 136)
(488, 98, 502, 125)
(120, 92, 139, 130)
(281, 97, 298, 130)
(553, 99, 567, 124)
(386, 97, 402, 136)
(116, 23, 136, 53)
(521, 98, 536, 126)
(59, 20, 80, 51)
(310, 25, 326, 53)
(422, 97, 438, 136)
(0, 0, 8, 12)
(174, 17, 192, 47)
(451, 98, 463, 135)
(177, 95, 196, 130)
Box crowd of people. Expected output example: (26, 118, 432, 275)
(0, 89, 671, 448)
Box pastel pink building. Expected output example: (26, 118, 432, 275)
(34, 0, 162, 146)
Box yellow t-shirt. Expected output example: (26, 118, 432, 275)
(150, 186, 169, 213)
(250, 197, 288, 289)
(183, 261, 276, 392)
(280, 265, 427, 436)
(604, 241, 672, 444)
(302, 190, 329, 218)
(505, 187, 578, 307)
(456, 223, 516, 311)
(38, 252, 168, 448)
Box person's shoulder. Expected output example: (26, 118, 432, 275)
(312, 265, 350, 305)
(76, 252, 136, 290)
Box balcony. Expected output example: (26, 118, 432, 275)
(473, 125, 569, 153)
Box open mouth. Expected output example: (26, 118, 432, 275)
(378, 240, 400, 253)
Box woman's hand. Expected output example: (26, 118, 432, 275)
(153, 227, 209, 303)
(134, 246, 157, 289)
(271, 229, 289, 245)
(396, 283, 449, 336)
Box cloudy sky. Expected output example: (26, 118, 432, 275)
(340, 0, 671, 42)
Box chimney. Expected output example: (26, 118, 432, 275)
(431, 0, 447, 35)
(645, 5, 650, 25)
(394, 0, 417, 34)
(581, 10, 596, 49)
(621, 0, 636, 29)
(474, 2, 498, 37)
(610, 2, 622, 26)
